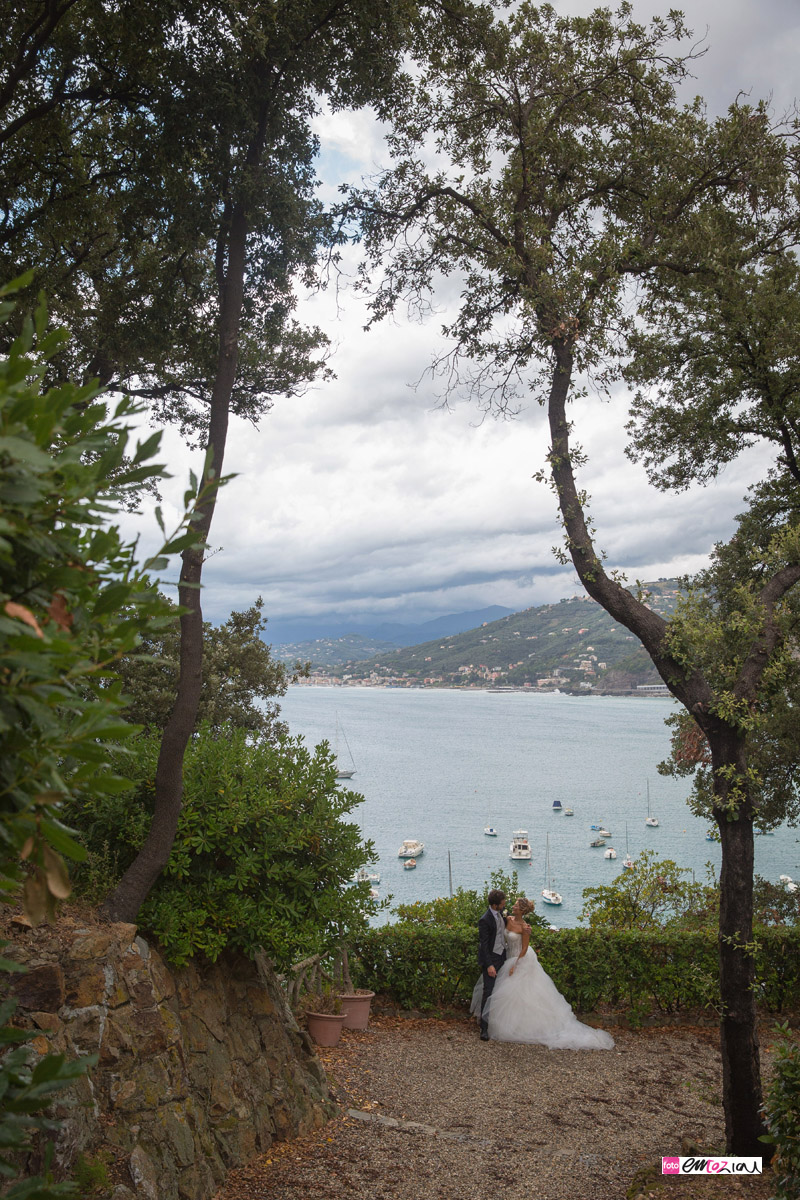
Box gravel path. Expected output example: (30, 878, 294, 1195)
(216, 1014, 777, 1200)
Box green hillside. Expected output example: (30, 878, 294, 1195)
(315, 581, 683, 691)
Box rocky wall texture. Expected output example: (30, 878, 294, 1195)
(2, 917, 332, 1200)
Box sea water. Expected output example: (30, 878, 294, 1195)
(279, 686, 800, 927)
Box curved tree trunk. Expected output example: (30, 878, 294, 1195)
(545, 340, 767, 1153)
(99, 203, 248, 923)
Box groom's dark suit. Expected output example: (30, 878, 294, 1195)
(477, 906, 506, 1039)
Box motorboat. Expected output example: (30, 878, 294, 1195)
(397, 839, 424, 858)
(403, 858, 417, 870)
(484, 825, 498, 837)
(541, 833, 563, 905)
(597, 828, 611, 838)
(604, 847, 617, 860)
(509, 830, 532, 860)
(589, 823, 607, 831)
(352, 868, 381, 883)
(552, 799, 563, 811)
(563, 808, 574, 816)
(589, 837, 606, 848)
(705, 829, 720, 842)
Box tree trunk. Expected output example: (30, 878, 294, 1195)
(100, 202, 249, 922)
(710, 728, 765, 1154)
(544, 343, 766, 1154)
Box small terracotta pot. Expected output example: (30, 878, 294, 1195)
(339, 991, 375, 1030)
(305, 1011, 346, 1047)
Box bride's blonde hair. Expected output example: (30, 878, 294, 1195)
(516, 897, 535, 916)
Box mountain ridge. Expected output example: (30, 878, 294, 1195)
(298, 581, 682, 691)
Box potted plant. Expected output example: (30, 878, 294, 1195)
(298, 987, 345, 1047)
(337, 945, 375, 1030)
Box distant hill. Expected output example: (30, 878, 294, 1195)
(271, 633, 399, 668)
(269, 605, 514, 667)
(305, 581, 682, 690)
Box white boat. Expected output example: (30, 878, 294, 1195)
(622, 823, 634, 870)
(484, 825, 498, 837)
(509, 830, 532, 860)
(541, 833, 562, 905)
(598, 827, 611, 838)
(403, 858, 417, 870)
(334, 713, 356, 779)
(352, 868, 381, 884)
(563, 807, 574, 816)
(645, 779, 659, 827)
(397, 839, 424, 858)
(604, 847, 617, 860)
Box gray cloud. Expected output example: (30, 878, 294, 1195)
(124, 0, 798, 631)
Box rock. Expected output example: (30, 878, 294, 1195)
(129, 1145, 159, 1200)
(12, 963, 65, 1010)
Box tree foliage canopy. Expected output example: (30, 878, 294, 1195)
(115, 596, 289, 738)
(65, 725, 378, 969)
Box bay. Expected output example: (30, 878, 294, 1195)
(280, 686, 800, 926)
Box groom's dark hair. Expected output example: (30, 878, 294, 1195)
(487, 890, 505, 907)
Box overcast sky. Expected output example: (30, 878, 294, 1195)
(135, 0, 800, 638)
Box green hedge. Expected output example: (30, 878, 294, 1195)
(350, 924, 800, 1015)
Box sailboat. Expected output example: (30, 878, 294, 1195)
(645, 779, 659, 827)
(541, 833, 563, 905)
(622, 823, 634, 870)
(334, 714, 356, 779)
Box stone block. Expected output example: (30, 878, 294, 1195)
(69, 932, 114, 960)
(12, 963, 65, 1012)
(30, 1010, 63, 1033)
(129, 1145, 159, 1200)
(64, 962, 107, 1008)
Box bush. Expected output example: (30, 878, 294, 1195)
(349, 923, 800, 1016)
(392, 868, 548, 930)
(761, 1025, 800, 1199)
(65, 725, 379, 968)
(0, 283, 186, 1196)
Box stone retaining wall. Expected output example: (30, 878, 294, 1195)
(2, 917, 332, 1199)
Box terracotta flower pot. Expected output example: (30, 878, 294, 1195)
(305, 1010, 346, 1047)
(339, 991, 374, 1030)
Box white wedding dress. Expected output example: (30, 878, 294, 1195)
(471, 930, 614, 1050)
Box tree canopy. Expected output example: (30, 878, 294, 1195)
(116, 597, 289, 738)
(349, 0, 800, 1154)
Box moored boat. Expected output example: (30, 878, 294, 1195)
(509, 830, 532, 860)
(403, 858, 416, 870)
(542, 833, 563, 905)
(484, 825, 498, 837)
(604, 847, 617, 860)
(397, 839, 424, 858)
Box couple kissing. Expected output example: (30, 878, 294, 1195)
(473, 889, 614, 1050)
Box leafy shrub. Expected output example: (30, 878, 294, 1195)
(66, 725, 379, 968)
(350, 924, 800, 1015)
(761, 1025, 800, 1199)
(0, 283, 182, 1195)
(393, 868, 548, 930)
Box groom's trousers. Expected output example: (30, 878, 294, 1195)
(479, 951, 506, 1038)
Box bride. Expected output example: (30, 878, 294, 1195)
(472, 897, 614, 1050)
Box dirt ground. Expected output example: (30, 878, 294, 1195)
(215, 1013, 779, 1200)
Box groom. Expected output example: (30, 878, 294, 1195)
(477, 889, 506, 1041)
